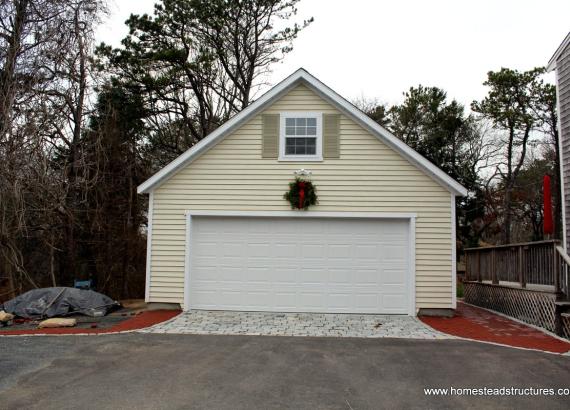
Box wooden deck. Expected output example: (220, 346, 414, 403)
(464, 240, 570, 337)
(465, 240, 568, 296)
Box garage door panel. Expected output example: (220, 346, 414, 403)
(274, 243, 298, 257)
(351, 268, 378, 284)
(328, 269, 353, 284)
(383, 294, 407, 309)
(300, 295, 327, 309)
(192, 290, 217, 305)
(215, 266, 243, 281)
(192, 266, 219, 279)
(272, 292, 297, 312)
(242, 267, 269, 282)
(326, 244, 352, 257)
(385, 254, 407, 263)
(194, 242, 218, 256)
(300, 243, 325, 258)
(299, 269, 329, 284)
(382, 268, 407, 285)
(353, 293, 380, 310)
(328, 294, 353, 310)
(219, 243, 244, 257)
(189, 216, 410, 314)
(272, 268, 299, 284)
(355, 244, 380, 259)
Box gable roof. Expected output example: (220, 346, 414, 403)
(138, 68, 467, 196)
(547, 31, 570, 72)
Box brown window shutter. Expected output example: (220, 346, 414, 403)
(262, 114, 279, 158)
(323, 114, 340, 158)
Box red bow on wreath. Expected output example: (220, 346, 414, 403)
(283, 177, 318, 210)
(298, 181, 306, 209)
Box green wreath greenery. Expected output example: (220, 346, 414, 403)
(283, 177, 318, 210)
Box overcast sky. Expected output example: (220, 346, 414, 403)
(97, 0, 569, 109)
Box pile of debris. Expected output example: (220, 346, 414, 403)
(0, 310, 14, 326)
(0, 287, 120, 329)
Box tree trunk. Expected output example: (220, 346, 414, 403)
(63, 3, 90, 287)
(49, 242, 57, 287)
(0, 0, 29, 139)
(503, 187, 512, 244)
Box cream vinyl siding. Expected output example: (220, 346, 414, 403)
(150, 84, 453, 308)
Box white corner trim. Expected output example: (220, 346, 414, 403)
(137, 68, 467, 196)
(451, 194, 457, 309)
(409, 216, 417, 316)
(144, 192, 154, 303)
(182, 210, 418, 315)
(183, 212, 192, 310)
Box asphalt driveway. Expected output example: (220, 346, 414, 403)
(1, 334, 569, 409)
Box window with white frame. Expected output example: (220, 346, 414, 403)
(279, 112, 322, 160)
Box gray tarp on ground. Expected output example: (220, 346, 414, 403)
(0, 287, 120, 319)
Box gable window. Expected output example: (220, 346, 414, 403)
(279, 112, 322, 161)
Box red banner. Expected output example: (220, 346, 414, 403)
(543, 175, 553, 235)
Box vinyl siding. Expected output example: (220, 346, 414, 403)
(150, 84, 453, 309)
(556, 42, 570, 250)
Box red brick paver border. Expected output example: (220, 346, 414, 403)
(420, 302, 570, 354)
(0, 309, 181, 336)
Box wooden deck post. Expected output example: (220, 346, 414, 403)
(465, 251, 469, 281)
(491, 249, 499, 284)
(554, 242, 561, 294)
(518, 246, 525, 288)
(477, 251, 481, 282)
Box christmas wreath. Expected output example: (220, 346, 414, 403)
(283, 177, 318, 210)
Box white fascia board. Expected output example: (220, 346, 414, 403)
(138, 68, 468, 196)
(547, 32, 570, 72)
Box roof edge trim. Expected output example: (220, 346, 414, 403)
(547, 32, 570, 72)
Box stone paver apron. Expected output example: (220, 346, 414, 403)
(141, 311, 450, 339)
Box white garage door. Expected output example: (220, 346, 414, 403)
(188, 216, 411, 314)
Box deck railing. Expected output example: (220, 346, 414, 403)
(465, 240, 566, 294)
(555, 246, 570, 299)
